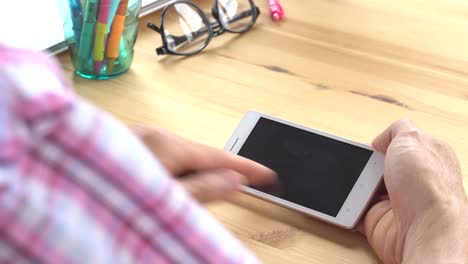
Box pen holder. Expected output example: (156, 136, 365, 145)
(60, 0, 141, 80)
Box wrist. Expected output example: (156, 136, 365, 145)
(402, 204, 468, 264)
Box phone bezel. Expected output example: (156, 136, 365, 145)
(224, 111, 384, 229)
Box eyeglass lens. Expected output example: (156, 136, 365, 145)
(217, 0, 255, 32)
(163, 3, 211, 54)
(163, 0, 256, 54)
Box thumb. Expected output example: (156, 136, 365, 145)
(179, 169, 247, 203)
(372, 119, 418, 153)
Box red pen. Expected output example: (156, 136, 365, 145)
(268, 0, 285, 21)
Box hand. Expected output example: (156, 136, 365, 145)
(132, 125, 276, 203)
(361, 120, 468, 263)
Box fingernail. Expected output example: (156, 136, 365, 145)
(238, 174, 248, 186)
(269, 170, 279, 181)
(217, 170, 243, 190)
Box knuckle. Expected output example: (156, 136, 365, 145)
(400, 128, 420, 138)
(394, 119, 421, 139)
(432, 138, 452, 152)
(395, 118, 415, 129)
(138, 130, 155, 144)
(138, 127, 165, 142)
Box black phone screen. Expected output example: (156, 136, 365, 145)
(238, 117, 373, 217)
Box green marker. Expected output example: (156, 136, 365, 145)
(78, 0, 99, 71)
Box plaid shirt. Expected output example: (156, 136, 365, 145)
(0, 46, 259, 264)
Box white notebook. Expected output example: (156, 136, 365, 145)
(0, 0, 174, 54)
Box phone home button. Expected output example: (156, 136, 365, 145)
(359, 184, 365, 189)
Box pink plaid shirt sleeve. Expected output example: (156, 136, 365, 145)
(0, 46, 260, 264)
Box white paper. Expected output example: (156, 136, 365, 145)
(0, 0, 169, 51)
(0, 0, 63, 51)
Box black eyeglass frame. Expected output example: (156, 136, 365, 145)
(147, 0, 260, 56)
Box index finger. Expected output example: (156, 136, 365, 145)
(188, 143, 277, 186)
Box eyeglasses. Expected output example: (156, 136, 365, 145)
(147, 0, 260, 56)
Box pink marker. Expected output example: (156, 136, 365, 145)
(268, 0, 285, 21)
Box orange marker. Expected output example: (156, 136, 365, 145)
(105, 0, 129, 73)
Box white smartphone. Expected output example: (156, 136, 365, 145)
(225, 111, 384, 229)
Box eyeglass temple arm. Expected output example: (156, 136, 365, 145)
(178, 7, 260, 45)
(148, 7, 260, 54)
(215, 7, 260, 26)
(147, 22, 162, 33)
(147, 21, 195, 54)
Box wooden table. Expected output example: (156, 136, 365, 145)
(58, 0, 468, 263)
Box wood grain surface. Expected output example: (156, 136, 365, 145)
(57, 0, 468, 263)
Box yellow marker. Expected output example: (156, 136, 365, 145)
(93, 0, 111, 74)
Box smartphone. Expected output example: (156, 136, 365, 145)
(225, 111, 384, 229)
